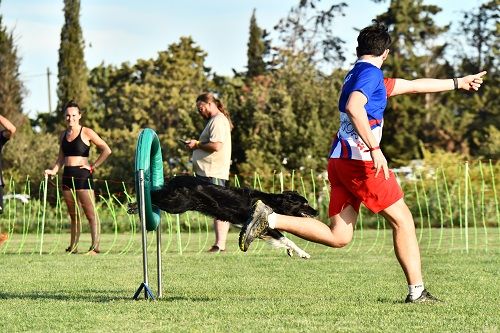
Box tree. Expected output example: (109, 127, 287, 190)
(56, 0, 89, 122)
(86, 37, 210, 183)
(4, 128, 59, 184)
(217, 52, 343, 180)
(459, 0, 499, 72)
(273, 0, 348, 68)
(222, 0, 348, 179)
(455, 0, 499, 158)
(246, 9, 269, 78)
(0, 3, 42, 185)
(375, 0, 450, 162)
(270, 54, 342, 172)
(0, 6, 24, 123)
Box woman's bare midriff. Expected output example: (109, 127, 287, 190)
(64, 156, 89, 167)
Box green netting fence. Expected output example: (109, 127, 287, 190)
(0, 160, 498, 255)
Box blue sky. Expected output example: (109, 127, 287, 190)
(2, 0, 482, 117)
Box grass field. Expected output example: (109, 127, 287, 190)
(1, 230, 499, 332)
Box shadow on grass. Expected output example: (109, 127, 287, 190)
(157, 296, 213, 302)
(376, 297, 405, 304)
(0, 289, 131, 302)
(0, 290, 214, 303)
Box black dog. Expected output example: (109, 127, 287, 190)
(135, 175, 318, 258)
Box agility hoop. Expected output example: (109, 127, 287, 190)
(134, 128, 164, 231)
(133, 128, 164, 300)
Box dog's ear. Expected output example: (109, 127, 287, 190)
(282, 191, 308, 203)
(282, 190, 300, 195)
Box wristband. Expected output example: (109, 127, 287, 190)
(367, 146, 380, 152)
(90, 164, 94, 174)
(453, 77, 458, 90)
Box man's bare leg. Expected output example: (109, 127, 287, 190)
(379, 198, 423, 285)
(274, 205, 358, 248)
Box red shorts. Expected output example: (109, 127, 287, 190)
(328, 158, 403, 216)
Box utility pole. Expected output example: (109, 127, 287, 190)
(46, 67, 52, 113)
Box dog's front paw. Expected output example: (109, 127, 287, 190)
(299, 252, 311, 259)
(127, 202, 138, 214)
(287, 247, 310, 259)
(295, 249, 311, 259)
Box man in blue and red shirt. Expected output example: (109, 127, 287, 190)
(240, 21, 486, 303)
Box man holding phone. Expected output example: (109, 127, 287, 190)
(185, 92, 233, 253)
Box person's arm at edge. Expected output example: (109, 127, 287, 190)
(84, 127, 112, 170)
(389, 71, 487, 97)
(345, 91, 389, 179)
(0, 115, 16, 139)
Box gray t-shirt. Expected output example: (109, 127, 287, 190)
(192, 113, 231, 180)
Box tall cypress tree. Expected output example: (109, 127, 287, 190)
(246, 9, 267, 78)
(0, 3, 24, 121)
(56, 0, 89, 118)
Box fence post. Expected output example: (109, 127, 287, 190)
(133, 169, 155, 300)
(39, 174, 48, 255)
(464, 161, 469, 253)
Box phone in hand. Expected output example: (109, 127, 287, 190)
(177, 138, 189, 144)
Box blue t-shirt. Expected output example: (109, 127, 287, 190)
(329, 61, 387, 160)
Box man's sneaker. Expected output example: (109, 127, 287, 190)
(405, 289, 441, 303)
(239, 200, 273, 252)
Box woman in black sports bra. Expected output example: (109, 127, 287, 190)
(44, 100, 111, 255)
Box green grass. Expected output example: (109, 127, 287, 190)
(1, 230, 499, 332)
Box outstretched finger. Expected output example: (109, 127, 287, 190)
(475, 71, 487, 78)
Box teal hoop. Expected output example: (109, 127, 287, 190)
(135, 128, 164, 231)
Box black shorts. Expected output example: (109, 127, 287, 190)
(62, 166, 94, 190)
(195, 175, 227, 187)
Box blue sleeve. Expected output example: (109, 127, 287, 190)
(351, 67, 382, 102)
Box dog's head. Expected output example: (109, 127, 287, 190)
(272, 191, 318, 217)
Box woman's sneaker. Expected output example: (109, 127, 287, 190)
(239, 200, 273, 252)
(405, 289, 441, 303)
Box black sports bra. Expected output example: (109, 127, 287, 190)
(61, 127, 90, 157)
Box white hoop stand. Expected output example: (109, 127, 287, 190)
(133, 169, 163, 300)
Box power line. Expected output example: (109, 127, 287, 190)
(20, 72, 54, 79)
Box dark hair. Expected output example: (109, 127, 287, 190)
(63, 99, 81, 113)
(196, 92, 234, 130)
(356, 20, 391, 57)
